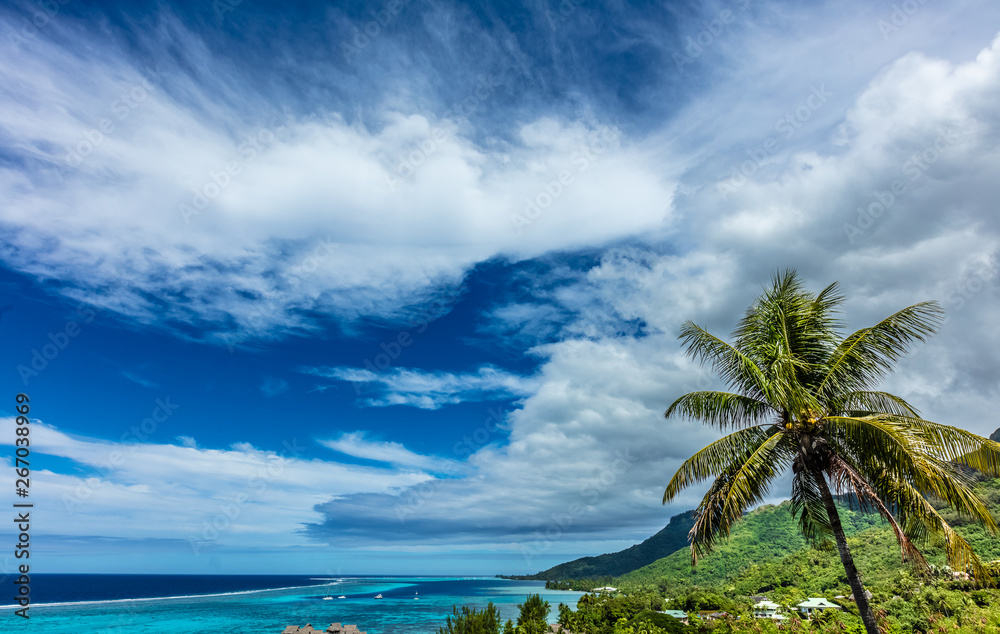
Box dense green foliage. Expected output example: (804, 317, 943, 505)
(536, 483, 1000, 594)
(437, 596, 554, 634)
(535, 479, 1000, 601)
(438, 602, 503, 634)
(541, 478, 1000, 634)
(554, 580, 1000, 634)
(619, 500, 882, 588)
(516, 594, 551, 634)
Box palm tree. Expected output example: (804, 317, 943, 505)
(662, 270, 1000, 634)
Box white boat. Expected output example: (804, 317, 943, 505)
(338, 595, 346, 599)
(374, 593, 383, 599)
(323, 596, 333, 600)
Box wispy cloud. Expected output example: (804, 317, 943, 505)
(0, 419, 430, 549)
(319, 431, 459, 472)
(4, 0, 1000, 573)
(0, 10, 676, 348)
(260, 376, 290, 398)
(303, 365, 537, 409)
(122, 370, 159, 388)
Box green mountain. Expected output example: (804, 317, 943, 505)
(530, 501, 881, 582)
(532, 469, 1000, 587)
(529, 511, 695, 579)
(621, 476, 1000, 593)
(723, 478, 1000, 598)
(618, 499, 884, 587)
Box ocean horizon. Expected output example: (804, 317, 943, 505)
(8, 574, 584, 634)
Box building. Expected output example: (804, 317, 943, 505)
(698, 611, 731, 621)
(848, 590, 872, 602)
(752, 600, 783, 619)
(662, 610, 688, 624)
(592, 586, 618, 593)
(796, 598, 841, 617)
(282, 623, 366, 634)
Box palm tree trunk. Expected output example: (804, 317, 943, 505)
(814, 469, 880, 634)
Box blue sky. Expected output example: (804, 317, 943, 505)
(2, 0, 1000, 575)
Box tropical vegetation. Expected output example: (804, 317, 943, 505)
(439, 594, 551, 634)
(662, 270, 1000, 634)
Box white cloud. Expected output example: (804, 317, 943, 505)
(304, 365, 537, 409)
(0, 420, 430, 550)
(306, 335, 723, 553)
(305, 31, 1000, 556)
(0, 13, 676, 345)
(5, 4, 1000, 570)
(319, 432, 460, 472)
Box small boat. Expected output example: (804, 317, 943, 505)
(323, 596, 333, 600)
(338, 596, 346, 599)
(374, 593, 383, 599)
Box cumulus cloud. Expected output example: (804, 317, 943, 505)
(4, 2, 1000, 571)
(306, 336, 725, 553)
(303, 31, 1000, 556)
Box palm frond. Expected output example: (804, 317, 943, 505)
(826, 391, 920, 418)
(830, 415, 999, 532)
(891, 416, 1000, 476)
(732, 270, 835, 415)
(817, 301, 944, 398)
(664, 391, 776, 430)
(790, 468, 833, 541)
(827, 453, 928, 568)
(826, 415, 920, 481)
(687, 431, 792, 562)
(677, 322, 772, 402)
(886, 477, 990, 581)
(664, 424, 780, 502)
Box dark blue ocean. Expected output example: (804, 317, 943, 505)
(6, 575, 584, 634)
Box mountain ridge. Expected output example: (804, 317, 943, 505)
(524, 511, 696, 580)
(518, 428, 1000, 581)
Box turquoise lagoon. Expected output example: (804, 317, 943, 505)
(16, 576, 584, 634)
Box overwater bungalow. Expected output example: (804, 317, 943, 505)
(282, 623, 367, 634)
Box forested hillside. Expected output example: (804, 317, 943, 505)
(528, 511, 696, 580)
(618, 499, 885, 587)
